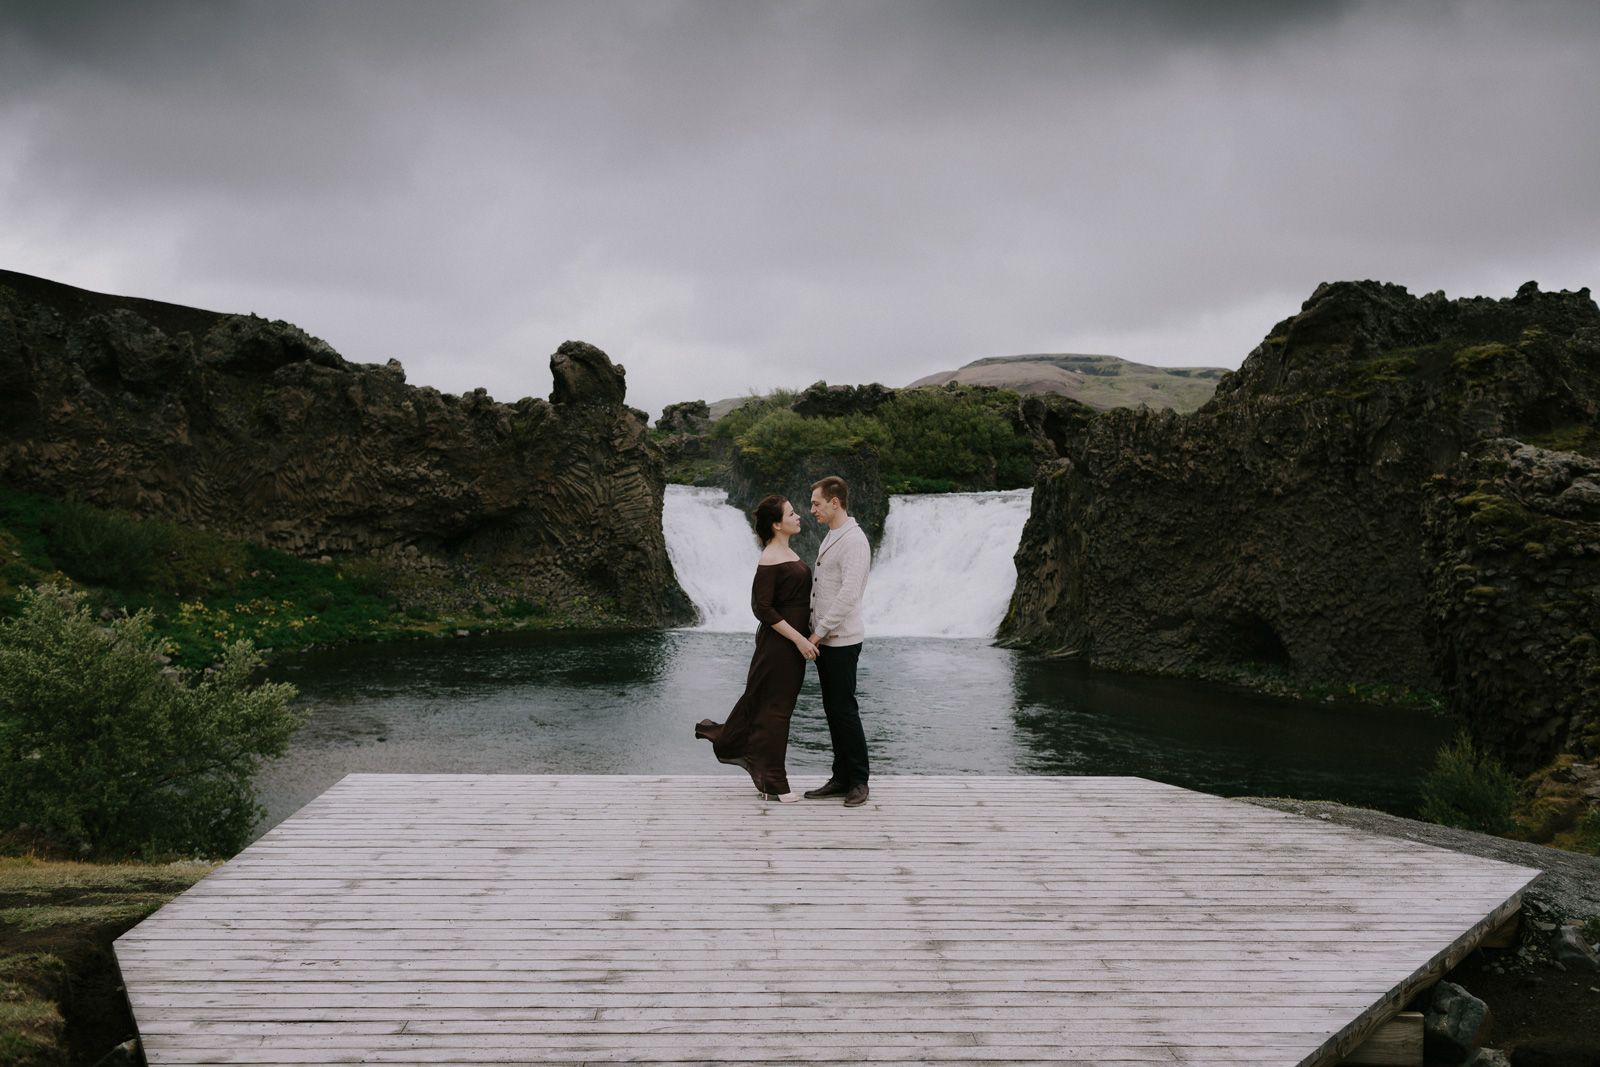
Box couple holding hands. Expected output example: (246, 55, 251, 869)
(694, 476, 872, 807)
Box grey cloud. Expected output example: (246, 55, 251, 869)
(1, 0, 1597, 416)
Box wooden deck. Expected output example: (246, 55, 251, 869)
(116, 774, 1539, 1066)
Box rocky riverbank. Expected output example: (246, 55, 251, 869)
(1002, 280, 1600, 770)
(0, 269, 693, 628)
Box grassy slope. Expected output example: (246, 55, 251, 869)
(908, 354, 1228, 414)
(0, 854, 213, 1067)
(0, 486, 636, 670)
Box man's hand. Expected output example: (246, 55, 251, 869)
(809, 633, 821, 647)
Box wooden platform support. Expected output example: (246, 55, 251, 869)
(116, 775, 1540, 1066)
(1341, 1012, 1422, 1066)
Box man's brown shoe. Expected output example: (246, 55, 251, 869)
(843, 784, 870, 807)
(804, 779, 849, 799)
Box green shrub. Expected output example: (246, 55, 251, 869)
(501, 599, 548, 619)
(735, 409, 888, 476)
(708, 389, 799, 440)
(0, 587, 305, 858)
(881, 473, 959, 495)
(875, 388, 1033, 488)
(42, 500, 172, 590)
(1418, 733, 1519, 835)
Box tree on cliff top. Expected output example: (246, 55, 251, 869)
(0, 587, 305, 858)
(714, 385, 1034, 489)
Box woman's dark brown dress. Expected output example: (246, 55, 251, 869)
(696, 559, 812, 795)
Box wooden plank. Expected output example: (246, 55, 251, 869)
(116, 774, 1539, 1067)
(1341, 1011, 1423, 1066)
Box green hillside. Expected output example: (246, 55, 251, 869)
(907, 353, 1228, 413)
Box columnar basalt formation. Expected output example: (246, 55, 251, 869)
(1002, 280, 1600, 767)
(0, 269, 693, 625)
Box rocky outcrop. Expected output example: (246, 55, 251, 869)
(1423, 442, 1600, 767)
(790, 380, 894, 419)
(0, 269, 693, 625)
(655, 400, 711, 436)
(722, 445, 887, 564)
(1003, 280, 1600, 765)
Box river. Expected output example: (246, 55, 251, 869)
(253, 486, 1451, 834)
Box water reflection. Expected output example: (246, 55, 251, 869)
(1010, 658, 1450, 810)
(254, 629, 1451, 837)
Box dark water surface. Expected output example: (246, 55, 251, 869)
(255, 628, 1453, 835)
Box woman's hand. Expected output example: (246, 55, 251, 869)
(771, 620, 817, 660)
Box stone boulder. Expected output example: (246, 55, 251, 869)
(656, 399, 712, 436)
(1554, 924, 1600, 971)
(1424, 981, 1492, 1065)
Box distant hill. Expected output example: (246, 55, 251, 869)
(907, 353, 1229, 413)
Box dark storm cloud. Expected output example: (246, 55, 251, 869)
(1, 1, 1598, 416)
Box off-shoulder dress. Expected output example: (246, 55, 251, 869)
(695, 559, 812, 795)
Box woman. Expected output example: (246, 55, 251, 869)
(695, 494, 817, 802)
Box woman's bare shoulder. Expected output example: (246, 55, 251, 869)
(758, 546, 802, 565)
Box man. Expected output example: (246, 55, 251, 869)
(804, 475, 872, 808)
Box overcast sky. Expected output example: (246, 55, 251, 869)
(2, 1, 1597, 419)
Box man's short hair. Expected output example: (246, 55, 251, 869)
(811, 476, 848, 511)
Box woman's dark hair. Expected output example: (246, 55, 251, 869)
(752, 495, 788, 546)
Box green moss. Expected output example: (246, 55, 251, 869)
(1454, 491, 1552, 543)
(1468, 585, 1500, 598)
(1522, 422, 1600, 459)
(1452, 342, 1514, 373)
(1350, 354, 1419, 386)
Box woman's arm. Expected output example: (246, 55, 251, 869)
(772, 619, 818, 660)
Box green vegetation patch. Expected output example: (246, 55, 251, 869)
(0, 487, 621, 669)
(1454, 490, 1553, 545)
(0, 589, 303, 859)
(0, 860, 212, 1066)
(713, 385, 1036, 489)
(0, 904, 160, 932)
(1510, 755, 1599, 854)
(1419, 733, 1519, 835)
(734, 409, 888, 478)
(1523, 422, 1600, 459)
(1452, 341, 1514, 373)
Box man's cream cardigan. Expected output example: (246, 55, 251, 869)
(809, 517, 870, 647)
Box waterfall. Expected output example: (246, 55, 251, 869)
(663, 484, 1032, 639)
(662, 486, 762, 631)
(864, 489, 1032, 638)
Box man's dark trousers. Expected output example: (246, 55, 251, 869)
(816, 642, 868, 787)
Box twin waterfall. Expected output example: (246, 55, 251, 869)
(661, 485, 1033, 639)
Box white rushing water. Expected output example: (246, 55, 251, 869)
(661, 486, 762, 631)
(662, 484, 1033, 639)
(864, 488, 1033, 638)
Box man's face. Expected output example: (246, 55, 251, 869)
(810, 489, 838, 526)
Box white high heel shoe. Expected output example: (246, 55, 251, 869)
(758, 790, 800, 803)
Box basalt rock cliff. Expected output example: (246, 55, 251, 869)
(0, 269, 693, 625)
(1002, 280, 1600, 768)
